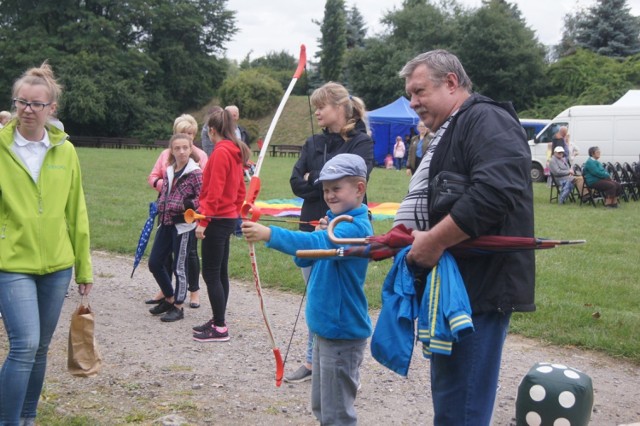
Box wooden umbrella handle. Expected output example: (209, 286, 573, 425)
(296, 249, 341, 258)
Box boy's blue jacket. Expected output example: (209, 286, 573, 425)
(266, 204, 373, 340)
(371, 248, 473, 376)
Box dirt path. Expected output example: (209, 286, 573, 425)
(2, 251, 638, 425)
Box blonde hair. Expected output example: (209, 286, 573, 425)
(173, 114, 198, 135)
(167, 133, 199, 166)
(310, 82, 367, 140)
(0, 111, 11, 124)
(208, 108, 251, 164)
(12, 61, 62, 104)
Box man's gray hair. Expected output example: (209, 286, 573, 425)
(399, 49, 473, 92)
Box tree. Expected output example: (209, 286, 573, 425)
(455, 0, 548, 110)
(346, 5, 367, 49)
(318, 0, 347, 82)
(0, 0, 237, 141)
(244, 50, 297, 70)
(237, 50, 307, 95)
(346, 0, 461, 108)
(218, 70, 283, 119)
(519, 49, 637, 117)
(559, 0, 640, 58)
(346, 38, 409, 109)
(381, 0, 462, 53)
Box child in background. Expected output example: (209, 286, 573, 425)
(147, 133, 203, 322)
(393, 135, 406, 170)
(146, 114, 209, 308)
(384, 153, 394, 169)
(192, 108, 252, 342)
(243, 153, 373, 425)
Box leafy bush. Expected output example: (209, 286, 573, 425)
(218, 70, 283, 119)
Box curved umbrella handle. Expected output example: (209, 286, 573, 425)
(327, 215, 370, 245)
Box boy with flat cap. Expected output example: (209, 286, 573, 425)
(243, 153, 372, 426)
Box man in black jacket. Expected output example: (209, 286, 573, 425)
(394, 50, 535, 425)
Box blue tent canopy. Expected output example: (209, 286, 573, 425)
(368, 97, 420, 165)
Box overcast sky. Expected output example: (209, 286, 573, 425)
(224, 0, 640, 62)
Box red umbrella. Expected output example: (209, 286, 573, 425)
(296, 215, 586, 260)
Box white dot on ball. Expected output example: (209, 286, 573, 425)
(558, 391, 576, 408)
(554, 418, 571, 426)
(526, 411, 542, 426)
(552, 363, 567, 369)
(529, 384, 546, 401)
(536, 366, 553, 373)
(564, 370, 580, 379)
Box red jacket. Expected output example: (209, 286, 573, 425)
(198, 140, 245, 226)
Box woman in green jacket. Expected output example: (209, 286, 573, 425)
(0, 62, 93, 425)
(582, 146, 622, 208)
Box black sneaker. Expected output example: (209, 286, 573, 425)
(192, 318, 215, 333)
(149, 300, 172, 315)
(160, 306, 184, 322)
(192, 325, 230, 342)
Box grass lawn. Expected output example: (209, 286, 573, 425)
(78, 148, 640, 363)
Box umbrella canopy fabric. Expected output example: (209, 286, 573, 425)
(131, 201, 158, 278)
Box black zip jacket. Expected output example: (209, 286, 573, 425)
(429, 93, 536, 314)
(290, 120, 374, 231)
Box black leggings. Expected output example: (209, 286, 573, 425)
(201, 218, 236, 327)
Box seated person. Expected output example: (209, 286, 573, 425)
(548, 146, 575, 204)
(582, 146, 622, 208)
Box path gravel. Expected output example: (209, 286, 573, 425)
(1, 250, 638, 425)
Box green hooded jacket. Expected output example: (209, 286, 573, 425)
(0, 119, 93, 283)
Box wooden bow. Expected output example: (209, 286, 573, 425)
(240, 44, 306, 387)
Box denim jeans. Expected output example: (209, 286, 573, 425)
(559, 179, 574, 204)
(0, 268, 72, 425)
(430, 311, 511, 426)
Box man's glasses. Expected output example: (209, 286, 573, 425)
(12, 98, 52, 112)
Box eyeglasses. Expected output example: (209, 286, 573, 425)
(12, 98, 52, 112)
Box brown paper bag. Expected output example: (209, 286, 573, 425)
(68, 298, 102, 377)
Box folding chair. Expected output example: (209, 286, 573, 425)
(579, 179, 605, 207)
(550, 174, 575, 204)
(549, 175, 559, 203)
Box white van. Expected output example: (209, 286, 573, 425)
(529, 105, 640, 182)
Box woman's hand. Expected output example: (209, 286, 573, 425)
(78, 283, 93, 296)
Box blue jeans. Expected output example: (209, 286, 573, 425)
(394, 158, 403, 170)
(431, 311, 511, 426)
(559, 179, 574, 204)
(0, 269, 72, 425)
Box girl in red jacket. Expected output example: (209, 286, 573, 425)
(193, 108, 251, 342)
